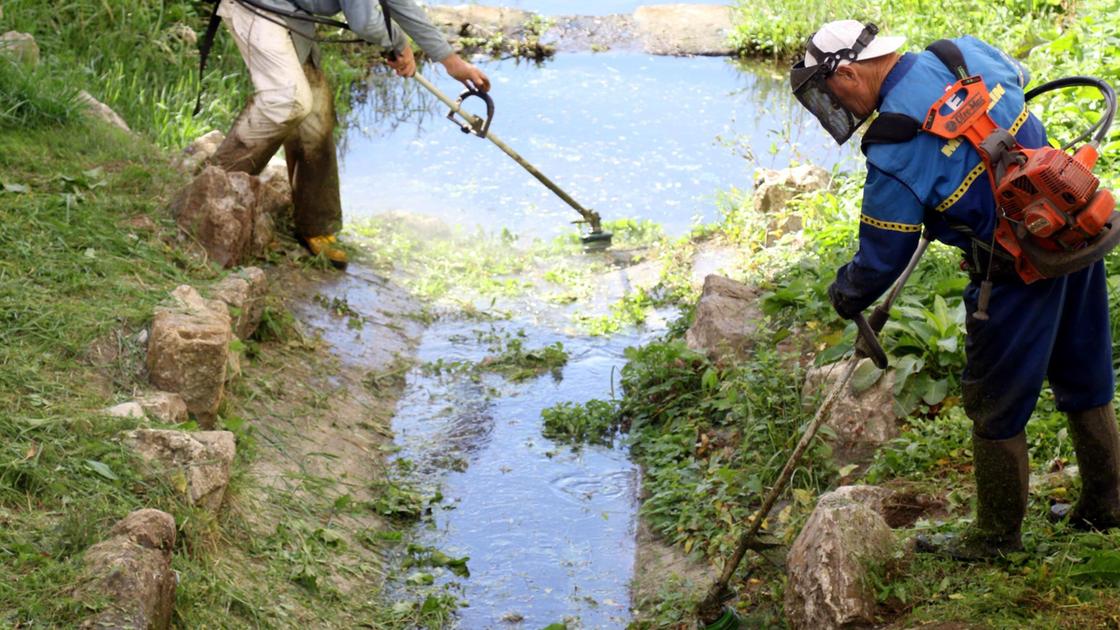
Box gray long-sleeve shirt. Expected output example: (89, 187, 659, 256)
(248, 0, 454, 61)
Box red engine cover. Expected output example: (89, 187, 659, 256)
(997, 147, 1100, 220)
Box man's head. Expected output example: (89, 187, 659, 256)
(790, 21, 906, 144)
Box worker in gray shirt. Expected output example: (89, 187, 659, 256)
(209, 0, 489, 267)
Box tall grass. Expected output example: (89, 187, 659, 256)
(0, 58, 79, 128)
(2, 0, 374, 148)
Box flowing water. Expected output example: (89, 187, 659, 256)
(425, 0, 722, 16)
(339, 42, 851, 629)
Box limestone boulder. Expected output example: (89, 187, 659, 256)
(426, 5, 534, 41)
(77, 91, 131, 133)
(633, 5, 735, 56)
(173, 130, 225, 175)
(146, 285, 231, 428)
(78, 509, 177, 630)
(0, 31, 39, 66)
(169, 166, 256, 268)
(123, 429, 235, 512)
(803, 358, 899, 465)
(754, 165, 830, 228)
(211, 267, 268, 340)
(785, 486, 899, 630)
(137, 391, 189, 425)
(684, 274, 763, 361)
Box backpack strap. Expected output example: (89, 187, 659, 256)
(926, 38, 970, 80)
(860, 112, 922, 153)
(193, 0, 224, 116)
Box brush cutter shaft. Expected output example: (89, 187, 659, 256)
(703, 353, 861, 605)
(412, 73, 604, 233)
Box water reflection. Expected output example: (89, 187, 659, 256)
(423, 0, 723, 16)
(340, 53, 857, 239)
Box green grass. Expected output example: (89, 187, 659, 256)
(2, 0, 377, 148)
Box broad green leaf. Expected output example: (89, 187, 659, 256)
(922, 378, 949, 406)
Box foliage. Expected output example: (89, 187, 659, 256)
(3, 0, 374, 148)
(0, 58, 79, 128)
(729, 0, 1065, 59)
(541, 399, 621, 446)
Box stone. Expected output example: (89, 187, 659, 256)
(136, 391, 189, 425)
(77, 91, 131, 133)
(753, 165, 831, 231)
(146, 285, 231, 428)
(211, 267, 268, 340)
(632, 5, 735, 56)
(426, 5, 534, 41)
(123, 429, 235, 512)
(0, 31, 39, 66)
(803, 358, 899, 465)
(173, 130, 225, 175)
(684, 274, 763, 361)
(78, 509, 177, 630)
(785, 486, 899, 630)
(170, 166, 256, 268)
(105, 402, 145, 419)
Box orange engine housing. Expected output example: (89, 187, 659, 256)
(995, 145, 1116, 250)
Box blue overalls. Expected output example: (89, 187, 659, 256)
(828, 36, 1115, 440)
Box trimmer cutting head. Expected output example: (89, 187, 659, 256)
(580, 229, 614, 251)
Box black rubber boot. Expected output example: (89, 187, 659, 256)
(916, 431, 1028, 561)
(1051, 405, 1120, 530)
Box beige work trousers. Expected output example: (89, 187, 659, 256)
(210, 0, 342, 240)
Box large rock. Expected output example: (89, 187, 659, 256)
(78, 509, 177, 630)
(77, 90, 131, 133)
(803, 359, 899, 465)
(633, 5, 735, 56)
(684, 274, 763, 361)
(123, 429, 236, 512)
(211, 267, 268, 340)
(169, 166, 258, 268)
(0, 31, 39, 66)
(753, 165, 831, 230)
(173, 130, 225, 175)
(426, 5, 534, 41)
(147, 285, 231, 428)
(785, 486, 899, 630)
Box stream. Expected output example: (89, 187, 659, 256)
(336, 28, 851, 629)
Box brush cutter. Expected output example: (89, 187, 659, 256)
(696, 234, 932, 628)
(410, 73, 613, 250)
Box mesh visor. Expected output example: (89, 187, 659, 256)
(791, 61, 865, 145)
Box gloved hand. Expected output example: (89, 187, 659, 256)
(827, 281, 861, 320)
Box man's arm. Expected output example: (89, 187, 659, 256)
(340, 0, 451, 61)
(829, 166, 924, 318)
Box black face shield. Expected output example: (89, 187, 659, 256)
(790, 23, 880, 145)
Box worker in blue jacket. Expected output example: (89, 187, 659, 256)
(791, 20, 1120, 560)
(208, 0, 489, 267)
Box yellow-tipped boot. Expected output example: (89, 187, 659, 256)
(306, 234, 348, 270)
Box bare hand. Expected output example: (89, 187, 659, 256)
(441, 53, 491, 92)
(387, 46, 416, 78)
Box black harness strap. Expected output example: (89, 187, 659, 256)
(925, 38, 970, 80)
(193, 0, 225, 116)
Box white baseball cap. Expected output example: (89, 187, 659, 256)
(804, 20, 906, 67)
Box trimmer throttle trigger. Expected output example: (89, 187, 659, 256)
(854, 313, 889, 370)
(449, 88, 495, 139)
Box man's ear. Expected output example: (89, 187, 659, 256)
(832, 64, 859, 83)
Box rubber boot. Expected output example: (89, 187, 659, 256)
(1051, 405, 1120, 530)
(916, 431, 1028, 561)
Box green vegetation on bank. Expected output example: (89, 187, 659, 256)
(587, 0, 1120, 626)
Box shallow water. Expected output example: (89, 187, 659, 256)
(423, 0, 722, 16)
(340, 53, 856, 240)
(390, 316, 655, 628)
